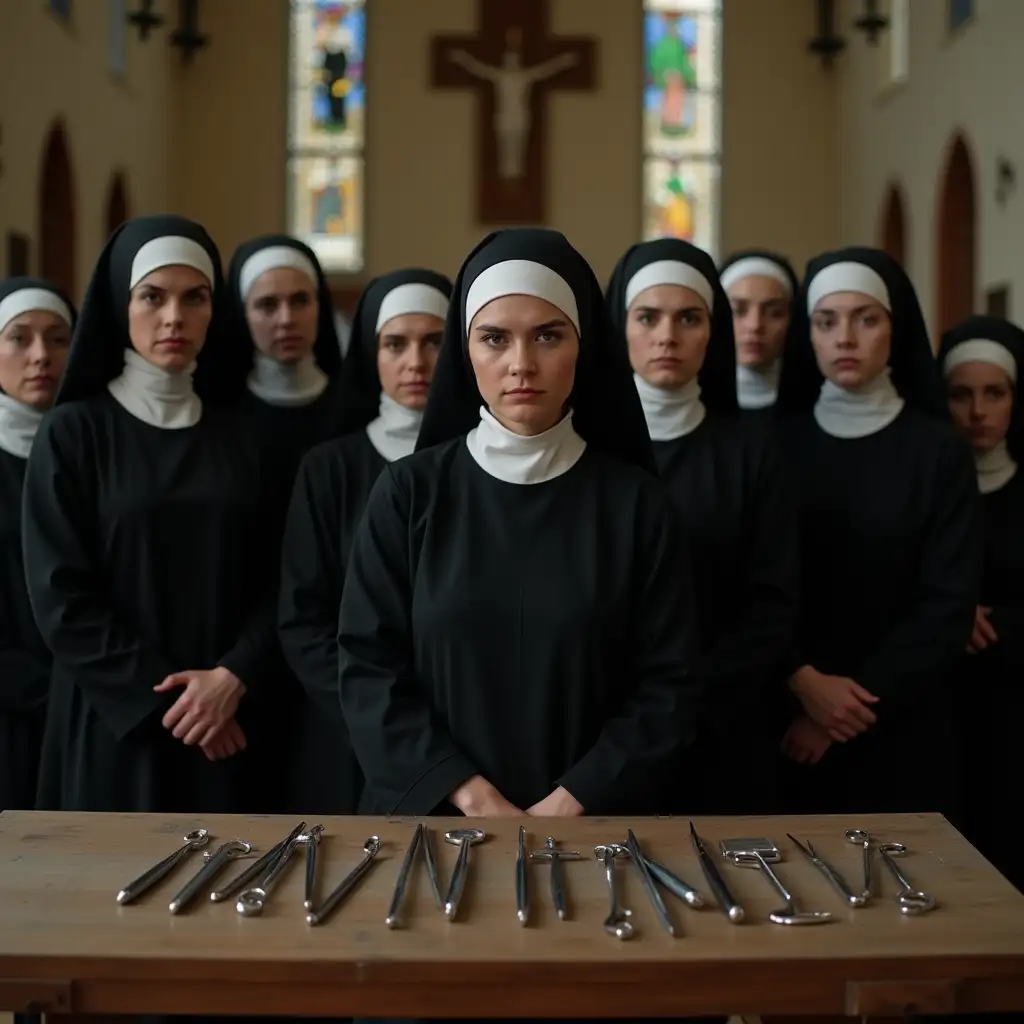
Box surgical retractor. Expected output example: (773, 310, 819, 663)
(594, 843, 634, 941)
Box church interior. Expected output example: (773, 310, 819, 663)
(3, 1, 1024, 1022)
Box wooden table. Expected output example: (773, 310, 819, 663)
(0, 811, 1022, 1019)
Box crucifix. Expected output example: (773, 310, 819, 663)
(430, 0, 597, 225)
(169, 0, 208, 65)
(126, 0, 164, 41)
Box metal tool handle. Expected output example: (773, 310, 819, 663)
(880, 847, 915, 892)
(307, 848, 379, 926)
(601, 848, 624, 918)
(304, 835, 319, 911)
(385, 825, 422, 929)
(117, 843, 193, 905)
(625, 830, 676, 936)
(515, 825, 529, 926)
(209, 837, 287, 903)
(645, 857, 704, 908)
(815, 858, 863, 907)
(749, 852, 796, 906)
(168, 842, 247, 914)
(421, 825, 443, 908)
(444, 837, 472, 920)
(860, 842, 874, 898)
(692, 835, 744, 923)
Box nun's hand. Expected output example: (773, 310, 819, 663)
(967, 606, 998, 654)
(155, 667, 247, 746)
(790, 665, 879, 743)
(200, 717, 248, 761)
(526, 787, 583, 818)
(780, 714, 832, 765)
(450, 775, 524, 817)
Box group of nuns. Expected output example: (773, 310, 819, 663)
(1, 217, 1021, 916)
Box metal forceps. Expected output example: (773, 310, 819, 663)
(787, 833, 866, 908)
(594, 843, 634, 940)
(117, 829, 210, 905)
(878, 842, 937, 915)
(385, 823, 443, 929)
(236, 824, 323, 917)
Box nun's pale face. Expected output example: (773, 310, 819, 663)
(727, 276, 790, 369)
(947, 361, 1014, 455)
(377, 312, 443, 411)
(810, 291, 891, 389)
(0, 310, 71, 409)
(245, 267, 319, 363)
(625, 284, 710, 390)
(128, 265, 213, 373)
(468, 294, 579, 436)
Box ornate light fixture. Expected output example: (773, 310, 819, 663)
(808, 0, 892, 69)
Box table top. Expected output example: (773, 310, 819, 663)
(1, 810, 1022, 1018)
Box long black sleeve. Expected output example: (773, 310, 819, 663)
(0, 632, 49, 713)
(857, 434, 980, 704)
(558, 488, 698, 813)
(338, 467, 479, 814)
(279, 449, 344, 712)
(21, 415, 176, 740)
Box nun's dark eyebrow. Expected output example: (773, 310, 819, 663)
(815, 303, 878, 317)
(635, 304, 703, 315)
(475, 318, 567, 334)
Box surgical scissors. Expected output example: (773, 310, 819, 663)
(787, 833, 866, 908)
(878, 842, 937, 915)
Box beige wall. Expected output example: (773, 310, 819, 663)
(0, 0, 172, 302)
(171, 0, 838, 286)
(3, 0, 838, 296)
(837, 0, 1024, 332)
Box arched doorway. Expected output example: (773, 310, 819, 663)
(879, 182, 908, 269)
(105, 170, 130, 237)
(936, 132, 977, 333)
(38, 119, 76, 298)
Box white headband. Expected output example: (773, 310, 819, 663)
(807, 261, 890, 315)
(130, 236, 215, 291)
(0, 288, 72, 334)
(943, 338, 1018, 383)
(465, 259, 580, 335)
(239, 245, 318, 301)
(375, 283, 449, 334)
(720, 256, 793, 296)
(625, 259, 715, 312)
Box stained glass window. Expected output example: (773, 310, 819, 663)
(642, 0, 722, 257)
(287, 0, 366, 273)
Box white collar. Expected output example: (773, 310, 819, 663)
(736, 359, 781, 411)
(813, 367, 905, 439)
(108, 349, 202, 430)
(365, 392, 423, 462)
(0, 392, 44, 459)
(976, 441, 1018, 494)
(246, 352, 329, 408)
(634, 373, 706, 441)
(466, 406, 587, 485)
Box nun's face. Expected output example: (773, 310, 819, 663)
(468, 294, 579, 436)
(377, 313, 444, 410)
(128, 266, 213, 372)
(947, 361, 1014, 455)
(0, 310, 71, 409)
(245, 267, 319, 363)
(625, 284, 710, 390)
(810, 291, 891, 389)
(727, 276, 790, 368)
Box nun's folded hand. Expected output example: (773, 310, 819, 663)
(450, 775, 523, 817)
(789, 665, 879, 743)
(154, 667, 247, 746)
(199, 717, 247, 761)
(780, 714, 832, 765)
(526, 787, 583, 818)
(967, 606, 998, 654)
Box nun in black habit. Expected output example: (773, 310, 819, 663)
(776, 247, 979, 817)
(940, 315, 1024, 890)
(23, 216, 279, 814)
(0, 278, 74, 811)
(338, 227, 698, 824)
(719, 248, 800, 415)
(278, 267, 451, 813)
(606, 239, 798, 814)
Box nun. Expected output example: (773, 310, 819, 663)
(606, 239, 798, 814)
(0, 279, 73, 811)
(23, 215, 278, 814)
(225, 233, 344, 510)
(337, 228, 699, 829)
(719, 249, 799, 414)
(278, 267, 452, 813)
(775, 247, 979, 816)
(940, 315, 1024, 889)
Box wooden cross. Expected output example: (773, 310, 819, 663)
(430, 0, 597, 225)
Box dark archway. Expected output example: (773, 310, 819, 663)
(38, 119, 76, 298)
(936, 132, 977, 333)
(105, 170, 130, 237)
(879, 181, 908, 269)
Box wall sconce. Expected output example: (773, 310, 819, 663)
(809, 0, 891, 70)
(996, 157, 1017, 206)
